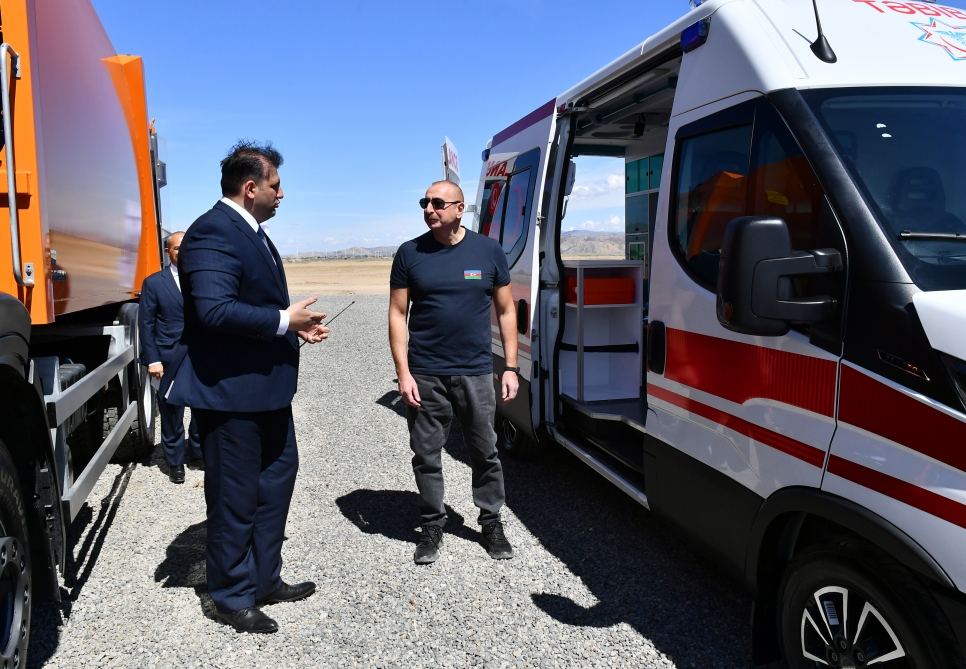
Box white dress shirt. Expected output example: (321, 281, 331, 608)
(219, 197, 289, 336)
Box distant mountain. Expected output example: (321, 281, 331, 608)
(560, 230, 624, 257)
(284, 230, 626, 261)
(561, 229, 622, 238)
(284, 246, 397, 260)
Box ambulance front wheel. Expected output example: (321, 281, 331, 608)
(778, 539, 961, 668)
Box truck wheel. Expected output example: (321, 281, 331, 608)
(0, 439, 32, 669)
(130, 358, 157, 454)
(778, 541, 959, 668)
(111, 303, 157, 462)
(497, 417, 540, 459)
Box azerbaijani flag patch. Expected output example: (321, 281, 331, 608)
(464, 269, 482, 280)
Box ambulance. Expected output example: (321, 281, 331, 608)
(474, 1, 966, 665)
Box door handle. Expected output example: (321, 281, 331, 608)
(516, 299, 528, 335)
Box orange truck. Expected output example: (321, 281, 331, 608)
(0, 1, 163, 662)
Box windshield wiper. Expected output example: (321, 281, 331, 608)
(898, 230, 966, 242)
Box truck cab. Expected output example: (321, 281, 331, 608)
(475, 1, 966, 665)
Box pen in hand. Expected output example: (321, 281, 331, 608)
(299, 300, 355, 347)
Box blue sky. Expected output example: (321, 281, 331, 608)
(92, 0, 966, 254)
(89, 1, 687, 253)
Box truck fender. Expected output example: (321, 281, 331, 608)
(0, 294, 65, 597)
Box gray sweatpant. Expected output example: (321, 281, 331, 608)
(407, 373, 505, 528)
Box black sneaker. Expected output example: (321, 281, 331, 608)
(414, 525, 443, 565)
(481, 521, 513, 560)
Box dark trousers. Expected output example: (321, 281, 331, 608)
(407, 374, 505, 528)
(157, 395, 200, 466)
(194, 406, 299, 613)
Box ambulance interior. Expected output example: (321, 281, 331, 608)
(554, 54, 682, 473)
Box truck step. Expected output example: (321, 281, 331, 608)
(551, 425, 650, 510)
(560, 395, 647, 472)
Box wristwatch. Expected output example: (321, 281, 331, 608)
(505, 366, 521, 375)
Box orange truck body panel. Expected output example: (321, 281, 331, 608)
(0, 0, 161, 324)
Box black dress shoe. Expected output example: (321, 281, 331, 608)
(257, 580, 316, 605)
(213, 606, 278, 634)
(168, 464, 185, 484)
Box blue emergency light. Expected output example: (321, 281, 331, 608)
(681, 18, 710, 53)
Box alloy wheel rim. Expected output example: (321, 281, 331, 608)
(799, 585, 908, 667)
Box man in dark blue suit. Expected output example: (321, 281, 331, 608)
(167, 141, 329, 634)
(138, 231, 201, 484)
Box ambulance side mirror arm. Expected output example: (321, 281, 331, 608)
(716, 216, 842, 336)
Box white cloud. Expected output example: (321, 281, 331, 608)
(564, 214, 623, 232)
(566, 156, 627, 211)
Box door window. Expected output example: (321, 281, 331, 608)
(479, 181, 505, 241)
(750, 104, 827, 251)
(501, 168, 532, 254)
(671, 102, 837, 290)
(672, 124, 752, 288)
(478, 147, 540, 266)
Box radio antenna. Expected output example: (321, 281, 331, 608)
(810, 0, 837, 63)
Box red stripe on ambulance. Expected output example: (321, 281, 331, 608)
(840, 365, 966, 474)
(664, 328, 836, 417)
(647, 383, 826, 468)
(828, 454, 966, 530)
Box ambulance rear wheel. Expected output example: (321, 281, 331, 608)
(778, 541, 960, 668)
(497, 417, 539, 459)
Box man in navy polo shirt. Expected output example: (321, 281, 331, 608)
(389, 179, 520, 565)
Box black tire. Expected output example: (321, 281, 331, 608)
(778, 539, 962, 668)
(111, 303, 157, 462)
(496, 416, 541, 459)
(0, 439, 32, 669)
(129, 358, 157, 456)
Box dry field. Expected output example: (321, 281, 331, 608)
(282, 258, 392, 296)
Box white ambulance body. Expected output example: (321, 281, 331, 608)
(475, 1, 966, 665)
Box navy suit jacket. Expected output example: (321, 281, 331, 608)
(166, 200, 299, 412)
(138, 268, 186, 374)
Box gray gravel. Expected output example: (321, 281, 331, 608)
(29, 293, 749, 668)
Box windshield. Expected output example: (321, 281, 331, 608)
(804, 87, 966, 291)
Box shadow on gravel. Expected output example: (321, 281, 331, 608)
(438, 420, 751, 669)
(336, 489, 482, 546)
(375, 389, 407, 418)
(28, 461, 139, 669)
(154, 521, 217, 619)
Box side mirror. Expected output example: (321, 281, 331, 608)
(717, 216, 842, 336)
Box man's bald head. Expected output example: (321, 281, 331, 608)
(429, 180, 464, 203)
(165, 231, 186, 266)
(165, 231, 185, 250)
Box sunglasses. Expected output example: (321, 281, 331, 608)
(419, 197, 463, 210)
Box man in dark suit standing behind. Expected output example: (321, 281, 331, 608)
(167, 141, 329, 634)
(138, 231, 201, 484)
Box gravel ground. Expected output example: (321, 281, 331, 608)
(29, 294, 750, 668)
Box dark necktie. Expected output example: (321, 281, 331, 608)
(256, 226, 287, 296)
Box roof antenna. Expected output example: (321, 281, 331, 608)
(810, 0, 837, 63)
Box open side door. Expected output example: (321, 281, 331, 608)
(478, 100, 558, 443)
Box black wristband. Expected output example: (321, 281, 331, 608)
(505, 366, 521, 374)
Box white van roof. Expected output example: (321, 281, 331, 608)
(554, 0, 966, 117)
